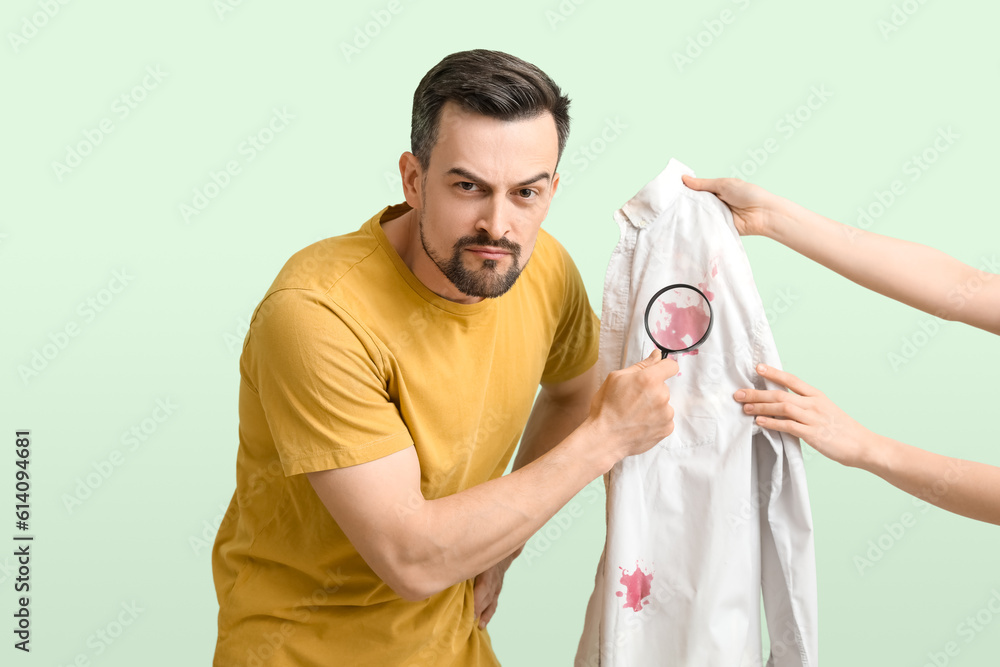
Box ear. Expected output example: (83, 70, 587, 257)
(399, 152, 423, 208)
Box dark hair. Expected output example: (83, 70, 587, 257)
(410, 49, 571, 171)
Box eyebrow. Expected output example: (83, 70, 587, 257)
(444, 166, 552, 189)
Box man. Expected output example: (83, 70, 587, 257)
(212, 49, 678, 667)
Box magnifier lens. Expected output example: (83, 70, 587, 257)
(647, 286, 712, 352)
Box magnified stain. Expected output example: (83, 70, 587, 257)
(650, 300, 711, 352)
(617, 562, 653, 612)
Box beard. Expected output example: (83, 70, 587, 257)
(417, 209, 525, 299)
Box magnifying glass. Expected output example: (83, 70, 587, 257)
(642, 283, 714, 359)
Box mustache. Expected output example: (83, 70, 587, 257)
(453, 234, 521, 254)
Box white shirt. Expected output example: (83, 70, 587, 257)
(575, 158, 819, 667)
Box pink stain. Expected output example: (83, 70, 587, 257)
(618, 562, 653, 612)
(650, 299, 711, 351)
(711, 264, 719, 278)
(697, 280, 715, 302)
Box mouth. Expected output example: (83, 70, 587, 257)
(465, 246, 511, 260)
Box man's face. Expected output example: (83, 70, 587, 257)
(414, 101, 560, 299)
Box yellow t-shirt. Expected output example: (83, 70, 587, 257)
(212, 202, 600, 667)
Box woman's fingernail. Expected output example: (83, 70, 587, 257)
(757, 364, 767, 374)
(744, 404, 753, 413)
(734, 390, 745, 400)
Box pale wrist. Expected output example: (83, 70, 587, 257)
(763, 195, 799, 242)
(857, 431, 896, 476)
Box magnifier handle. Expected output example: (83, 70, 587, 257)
(660, 349, 670, 360)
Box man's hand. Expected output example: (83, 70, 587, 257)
(305, 354, 677, 604)
(681, 174, 780, 237)
(733, 363, 874, 469)
(472, 553, 514, 629)
(585, 349, 680, 465)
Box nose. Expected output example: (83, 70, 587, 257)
(474, 196, 512, 240)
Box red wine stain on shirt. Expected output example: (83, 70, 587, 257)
(697, 280, 715, 302)
(618, 562, 653, 612)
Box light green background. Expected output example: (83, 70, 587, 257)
(3, 0, 998, 665)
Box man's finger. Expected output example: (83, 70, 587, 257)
(630, 351, 679, 381)
(756, 364, 816, 397)
(472, 575, 487, 617)
(647, 355, 680, 381)
(479, 598, 499, 628)
(621, 349, 663, 374)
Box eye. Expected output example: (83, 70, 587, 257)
(518, 188, 537, 199)
(457, 182, 479, 192)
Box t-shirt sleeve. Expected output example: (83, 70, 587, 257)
(540, 241, 601, 385)
(243, 288, 414, 476)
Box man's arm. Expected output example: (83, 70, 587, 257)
(501, 362, 599, 565)
(306, 351, 676, 602)
(515, 362, 599, 471)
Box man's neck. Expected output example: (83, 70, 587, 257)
(380, 207, 485, 305)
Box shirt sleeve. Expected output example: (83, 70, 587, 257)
(242, 288, 414, 476)
(540, 240, 601, 385)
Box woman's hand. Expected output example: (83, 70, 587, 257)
(733, 363, 876, 469)
(681, 174, 781, 237)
